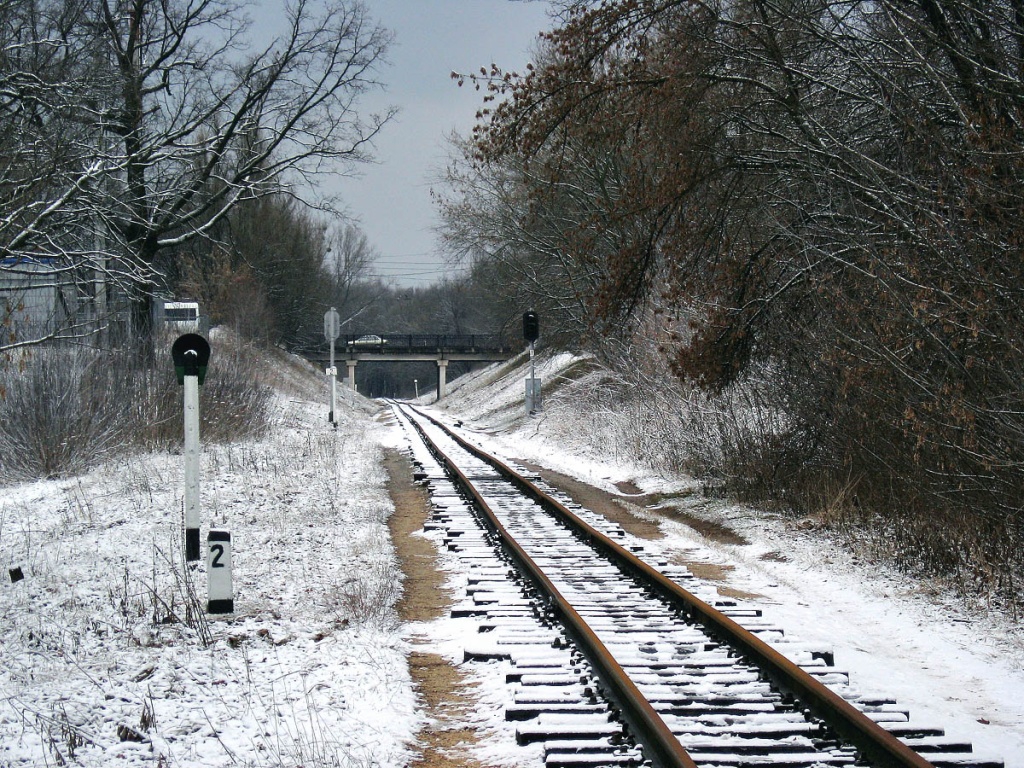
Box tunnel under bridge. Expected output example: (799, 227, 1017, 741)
(311, 334, 516, 399)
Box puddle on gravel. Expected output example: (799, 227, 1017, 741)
(614, 480, 645, 496)
(657, 507, 750, 546)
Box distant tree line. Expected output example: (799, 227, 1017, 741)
(440, 0, 1024, 596)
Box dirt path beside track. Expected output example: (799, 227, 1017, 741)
(386, 450, 486, 768)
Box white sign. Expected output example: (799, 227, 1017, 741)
(207, 530, 234, 614)
(326, 366, 338, 376)
(324, 308, 340, 341)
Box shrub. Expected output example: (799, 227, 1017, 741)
(544, 344, 1024, 610)
(0, 347, 130, 481)
(0, 333, 273, 483)
(134, 335, 274, 449)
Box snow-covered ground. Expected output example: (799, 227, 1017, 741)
(2, 346, 1023, 766)
(0, 369, 417, 767)
(433, 350, 1024, 766)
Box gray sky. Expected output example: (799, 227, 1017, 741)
(329, 0, 551, 286)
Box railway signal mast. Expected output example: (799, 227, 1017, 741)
(324, 307, 340, 424)
(523, 310, 542, 415)
(171, 333, 211, 562)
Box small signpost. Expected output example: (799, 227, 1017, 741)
(324, 307, 340, 424)
(207, 530, 234, 614)
(523, 311, 542, 415)
(171, 333, 211, 562)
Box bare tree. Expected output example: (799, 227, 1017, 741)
(328, 222, 378, 312)
(0, 0, 147, 351)
(445, 0, 1024, 596)
(437, 134, 619, 345)
(1, 0, 394, 351)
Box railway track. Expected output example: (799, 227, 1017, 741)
(392, 403, 1002, 768)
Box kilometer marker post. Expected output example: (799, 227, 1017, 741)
(172, 333, 211, 562)
(207, 530, 234, 614)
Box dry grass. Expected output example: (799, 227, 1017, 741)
(534, 350, 1024, 614)
(0, 333, 273, 483)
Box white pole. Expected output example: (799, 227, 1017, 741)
(437, 360, 448, 400)
(184, 373, 200, 561)
(526, 341, 542, 415)
(324, 307, 340, 423)
(329, 337, 337, 424)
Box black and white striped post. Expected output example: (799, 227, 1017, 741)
(324, 308, 340, 424)
(523, 311, 542, 415)
(172, 334, 211, 562)
(207, 530, 234, 614)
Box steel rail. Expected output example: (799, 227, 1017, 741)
(406, 404, 937, 768)
(398, 404, 698, 768)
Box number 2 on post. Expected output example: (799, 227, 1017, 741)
(210, 544, 225, 568)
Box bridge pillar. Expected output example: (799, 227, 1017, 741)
(436, 359, 449, 401)
(346, 360, 358, 390)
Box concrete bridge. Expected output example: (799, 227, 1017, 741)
(313, 333, 516, 399)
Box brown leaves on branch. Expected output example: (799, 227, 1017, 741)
(441, 0, 1024, 536)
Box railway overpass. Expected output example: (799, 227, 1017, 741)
(310, 334, 517, 399)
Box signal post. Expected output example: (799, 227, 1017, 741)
(523, 311, 542, 415)
(172, 333, 211, 562)
(324, 307, 340, 424)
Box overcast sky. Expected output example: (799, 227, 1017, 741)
(326, 0, 552, 286)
